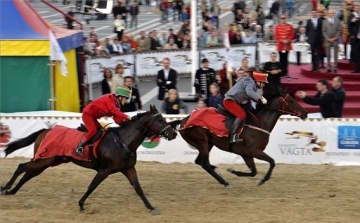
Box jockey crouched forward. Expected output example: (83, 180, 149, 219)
(223, 70, 268, 143)
(74, 86, 132, 156)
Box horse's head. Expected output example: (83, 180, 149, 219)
(267, 86, 308, 119)
(138, 105, 177, 140)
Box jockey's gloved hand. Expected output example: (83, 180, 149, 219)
(260, 97, 267, 105)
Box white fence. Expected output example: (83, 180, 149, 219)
(1, 111, 359, 166)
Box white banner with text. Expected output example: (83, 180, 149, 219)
(1, 116, 359, 166)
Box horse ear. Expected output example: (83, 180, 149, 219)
(150, 104, 154, 111)
(152, 105, 158, 112)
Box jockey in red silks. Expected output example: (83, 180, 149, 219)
(74, 86, 132, 156)
(223, 70, 268, 143)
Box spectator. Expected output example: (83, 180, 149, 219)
(348, 4, 360, 70)
(286, 0, 294, 19)
(180, 33, 191, 49)
(121, 35, 131, 53)
(128, 34, 137, 52)
(160, 0, 169, 22)
(198, 30, 207, 48)
(232, 30, 243, 44)
(295, 79, 337, 118)
(217, 62, 232, 96)
(159, 32, 168, 47)
(105, 38, 112, 52)
(157, 58, 178, 101)
(65, 6, 75, 29)
(217, 28, 223, 45)
(241, 15, 251, 30)
(264, 25, 276, 42)
(121, 76, 142, 112)
(161, 89, 189, 114)
(175, 0, 184, 21)
(210, 0, 221, 28)
(168, 28, 178, 44)
(320, 0, 330, 10)
(111, 64, 125, 94)
(200, 0, 208, 20)
(270, 0, 280, 24)
(101, 68, 113, 95)
(110, 38, 124, 55)
(163, 38, 179, 50)
(242, 29, 256, 43)
(254, 25, 264, 43)
(263, 52, 283, 87)
(207, 31, 219, 47)
(150, 30, 162, 50)
(112, 1, 122, 18)
(195, 58, 217, 105)
(235, 9, 244, 26)
(208, 83, 223, 108)
(136, 31, 151, 51)
(129, 1, 139, 29)
(330, 76, 346, 118)
(119, 1, 128, 27)
(256, 7, 265, 31)
(306, 9, 323, 72)
(295, 27, 308, 65)
(83, 37, 92, 55)
(182, 8, 190, 21)
(196, 98, 207, 110)
(322, 10, 341, 73)
(114, 15, 125, 41)
(96, 41, 111, 58)
(89, 26, 97, 37)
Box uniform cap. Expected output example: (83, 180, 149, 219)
(116, 86, 131, 98)
(253, 71, 268, 83)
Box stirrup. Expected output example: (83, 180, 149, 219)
(230, 135, 243, 144)
(74, 147, 84, 156)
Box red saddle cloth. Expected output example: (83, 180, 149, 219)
(181, 108, 229, 137)
(33, 125, 105, 163)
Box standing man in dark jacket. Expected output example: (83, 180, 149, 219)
(129, 1, 139, 29)
(348, 4, 360, 72)
(296, 79, 337, 118)
(121, 76, 142, 112)
(194, 58, 217, 105)
(65, 6, 75, 29)
(306, 9, 323, 71)
(157, 58, 178, 101)
(330, 76, 346, 117)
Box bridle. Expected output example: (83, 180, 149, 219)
(268, 94, 301, 117)
(135, 112, 171, 139)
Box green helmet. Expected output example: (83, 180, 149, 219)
(115, 86, 131, 98)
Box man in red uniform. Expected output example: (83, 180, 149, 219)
(74, 86, 132, 156)
(275, 14, 295, 77)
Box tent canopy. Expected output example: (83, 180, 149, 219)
(0, 0, 83, 55)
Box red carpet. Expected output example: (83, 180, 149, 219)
(282, 60, 360, 118)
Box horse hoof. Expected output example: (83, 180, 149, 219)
(225, 185, 233, 190)
(226, 168, 234, 173)
(1, 190, 11, 196)
(257, 179, 264, 186)
(151, 209, 161, 215)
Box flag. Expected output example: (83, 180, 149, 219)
(49, 30, 68, 76)
(223, 32, 233, 76)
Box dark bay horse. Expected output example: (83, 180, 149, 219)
(169, 88, 308, 188)
(1, 105, 177, 214)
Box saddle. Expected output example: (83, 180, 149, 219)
(215, 105, 237, 133)
(77, 124, 104, 144)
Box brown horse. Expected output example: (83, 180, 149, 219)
(169, 88, 308, 188)
(1, 105, 177, 214)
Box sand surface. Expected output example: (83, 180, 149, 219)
(1, 158, 359, 223)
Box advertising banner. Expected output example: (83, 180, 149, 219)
(1, 114, 359, 166)
(135, 50, 193, 76)
(200, 45, 256, 70)
(85, 54, 135, 83)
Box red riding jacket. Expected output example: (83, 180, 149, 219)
(275, 23, 295, 51)
(83, 94, 128, 125)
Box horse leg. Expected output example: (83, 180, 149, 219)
(78, 169, 111, 212)
(121, 167, 159, 215)
(1, 162, 29, 191)
(251, 150, 276, 186)
(197, 144, 232, 189)
(227, 155, 257, 177)
(1, 158, 54, 195)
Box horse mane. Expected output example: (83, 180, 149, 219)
(107, 111, 150, 131)
(248, 84, 288, 118)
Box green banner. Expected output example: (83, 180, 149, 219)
(0, 56, 50, 112)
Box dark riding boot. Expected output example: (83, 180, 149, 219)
(230, 118, 244, 143)
(74, 142, 85, 156)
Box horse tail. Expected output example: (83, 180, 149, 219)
(4, 128, 47, 157)
(167, 120, 183, 130)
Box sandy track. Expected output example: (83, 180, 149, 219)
(1, 158, 359, 223)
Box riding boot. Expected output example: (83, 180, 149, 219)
(74, 141, 85, 156)
(229, 118, 244, 143)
